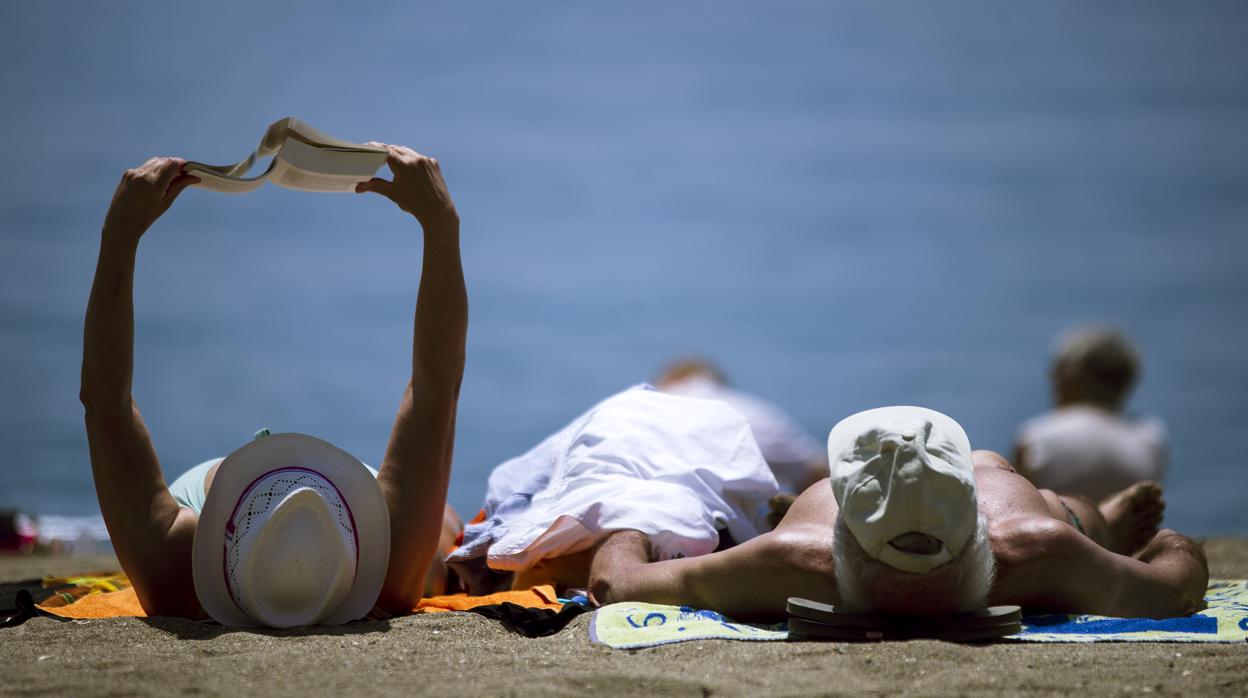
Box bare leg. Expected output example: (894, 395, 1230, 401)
(1060, 481, 1164, 556)
(588, 531, 657, 605)
(1055, 495, 1111, 548)
(512, 545, 601, 593)
(1099, 481, 1165, 555)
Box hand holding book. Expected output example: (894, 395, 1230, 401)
(102, 157, 200, 242)
(355, 144, 458, 230)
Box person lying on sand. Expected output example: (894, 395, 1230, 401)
(587, 406, 1208, 621)
(446, 384, 781, 595)
(80, 145, 466, 626)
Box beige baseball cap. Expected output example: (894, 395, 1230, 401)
(827, 406, 977, 574)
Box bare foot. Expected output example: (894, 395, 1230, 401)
(1099, 481, 1165, 555)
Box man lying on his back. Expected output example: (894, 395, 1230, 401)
(587, 406, 1208, 621)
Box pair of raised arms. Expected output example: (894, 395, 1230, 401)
(105, 142, 455, 241)
(83, 143, 466, 617)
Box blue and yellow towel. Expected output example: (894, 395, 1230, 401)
(589, 579, 1248, 648)
(590, 605, 788, 648)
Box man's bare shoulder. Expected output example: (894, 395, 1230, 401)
(974, 456, 1067, 529)
(987, 514, 1073, 567)
(778, 478, 837, 530)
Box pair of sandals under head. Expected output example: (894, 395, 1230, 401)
(786, 598, 1023, 642)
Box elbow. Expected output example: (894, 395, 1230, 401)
(1145, 530, 1210, 618)
(438, 351, 466, 398)
(134, 583, 202, 620)
(375, 579, 425, 616)
(79, 388, 134, 423)
(138, 595, 189, 620)
(446, 344, 470, 382)
(78, 384, 105, 417)
(588, 568, 618, 607)
(79, 362, 99, 411)
(413, 362, 466, 403)
(375, 556, 434, 615)
(78, 370, 99, 411)
(79, 374, 132, 416)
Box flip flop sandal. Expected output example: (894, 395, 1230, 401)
(786, 597, 1022, 642)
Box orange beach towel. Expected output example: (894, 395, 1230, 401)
(37, 576, 562, 620)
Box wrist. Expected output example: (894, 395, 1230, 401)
(418, 211, 460, 236)
(101, 222, 145, 250)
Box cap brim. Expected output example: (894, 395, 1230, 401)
(192, 433, 390, 626)
(827, 406, 972, 470)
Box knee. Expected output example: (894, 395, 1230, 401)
(587, 569, 615, 607)
(587, 530, 651, 606)
(1064, 493, 1097, 511)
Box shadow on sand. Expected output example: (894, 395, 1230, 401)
(139, 615, 393, 640)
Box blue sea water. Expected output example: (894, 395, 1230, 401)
(1, 2, 1246, 535)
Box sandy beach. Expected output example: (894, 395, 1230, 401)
(0, 538, 1244, 696)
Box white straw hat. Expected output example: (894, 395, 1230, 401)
(192, 433, 390, 627)
(827, 406, 977, 574)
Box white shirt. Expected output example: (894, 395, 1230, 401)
(662, 376, 825, 491)
(1016, 405, 1168, 502)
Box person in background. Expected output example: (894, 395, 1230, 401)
(0, 510, 38, 553)
(1013, 326, 1168, 503)
(656, 358, 828, 494)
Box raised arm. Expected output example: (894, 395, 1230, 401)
(356, 145, 467, 612)
(991, 519, 1208, 618)
(81, 157, 201, 617)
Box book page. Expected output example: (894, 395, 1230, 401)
(277, 138, 388, 178)
(269, 158, 371, 193)
(184, 159, 274, 193)
(188, 117, 386, 194)
(280, 117, 384, 153)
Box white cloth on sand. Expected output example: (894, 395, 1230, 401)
(1016, 405, 1167, 502)
(662, 375, 824, 491)
(448, 385, 780, 574)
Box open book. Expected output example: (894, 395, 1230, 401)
(186, 118, 387, 193)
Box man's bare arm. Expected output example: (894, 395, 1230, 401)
(589, 527, 838, 622)
(81, 157, 201, 617)
(992, 519, 1208, 618)
(358, 145, 467, 612)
